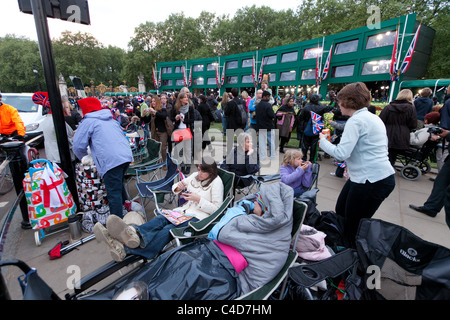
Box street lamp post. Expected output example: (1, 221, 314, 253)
(32, 64, 41, 91)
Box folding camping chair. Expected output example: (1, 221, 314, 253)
(168, 167, 235, 246)
(233, 173, 281, 199)
(236, 199, 308, 300)
(124, 139, 163, 197)
(135, 152, 180, 219)
(305, 162, 320, 191)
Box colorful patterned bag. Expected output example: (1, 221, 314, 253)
(23, 160, 77, 230)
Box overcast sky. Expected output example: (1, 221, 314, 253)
(1, 0, 302, 50)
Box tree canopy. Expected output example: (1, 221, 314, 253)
(0, 0, 448, 92)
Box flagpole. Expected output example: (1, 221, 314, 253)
(389, 14, 409, 102)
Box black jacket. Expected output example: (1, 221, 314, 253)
(171, 105, 195, 133)
(413, 97, 433, 121)
(379, 99, 417, 150)
(225, 97, 246, 130)
(255, 99, 275, 130)
(197, 102, 215, 132)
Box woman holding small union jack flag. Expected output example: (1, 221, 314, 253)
(318, 82, 396, 248)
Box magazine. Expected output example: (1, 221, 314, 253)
(160, 209, 193, 225)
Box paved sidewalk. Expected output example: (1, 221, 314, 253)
(1, 147, 449, 300)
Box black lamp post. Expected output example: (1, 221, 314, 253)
(32, 64, 41, 91)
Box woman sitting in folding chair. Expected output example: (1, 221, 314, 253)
(101, 182, 294, 300)
(220, 132, 260, 194)
(94, 159, 223, 262)
(280, 149, 313, 197)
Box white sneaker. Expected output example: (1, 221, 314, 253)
(93, 222, 126, 262)
(330, 172, 336, 176)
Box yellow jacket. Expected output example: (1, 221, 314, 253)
(0, 103, 26, 136)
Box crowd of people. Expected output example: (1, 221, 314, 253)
(1, 80, 449, 298)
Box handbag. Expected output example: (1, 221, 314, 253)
(23, 159, 77, 230)
(172, 128, 193, 143)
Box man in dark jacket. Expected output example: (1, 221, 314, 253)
(410, 129, 450, 228)
(413, 87, 433, 129)
(225, 88, 247, 131)
(296, 94, 333, 162)
(440, 87, 450, 130)
(255, 90, 276, 159)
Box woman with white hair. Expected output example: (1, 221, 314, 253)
(220, 132, 260, 192)
(379, 89, 418, 166)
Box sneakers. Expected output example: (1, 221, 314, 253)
(106, 215, 141, 249)
(93, 222, 126, 262)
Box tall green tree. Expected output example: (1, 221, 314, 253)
(0, 35, 43, 92)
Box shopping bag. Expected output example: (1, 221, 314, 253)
(172, 128, 192, 143)
(23, 159, 77, 230)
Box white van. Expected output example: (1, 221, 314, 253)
(1, 93, 47, 145)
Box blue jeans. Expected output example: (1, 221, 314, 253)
(126, 215, 199, 259)
(103, 162, 130, 218)
(259, 129, 275, 159)
(143, 123, 150, 140)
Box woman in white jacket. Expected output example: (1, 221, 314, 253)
(94, 159, 224, 261)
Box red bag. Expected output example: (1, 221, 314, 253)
(172, 128, 192, 143)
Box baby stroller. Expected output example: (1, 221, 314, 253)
(395, 139, 438, 181)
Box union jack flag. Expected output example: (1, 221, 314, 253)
(333, 161, 347, 168)
(390, 26, 400, 81)
(182, 66, 187, 87)
(152, 68, 158, 89)
(321, 44, 333, 81)
(315, 49, 321, 86)
(258, 57, 264, 84)
(390, 26, 399, 75)
(32, 91, 50, 108)
(158, 68, 161, 88)
(400, 24, 421, 74)
(188, 65, 192, 87)
(311, 111, 324, 135)
(252, 57, 256, 86)
(220, 63, 225, 86)
(215, 63, 220, 88)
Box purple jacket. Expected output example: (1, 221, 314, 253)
(280, 164, 313, 192)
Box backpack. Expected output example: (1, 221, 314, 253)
(236, 101, 248, 126)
